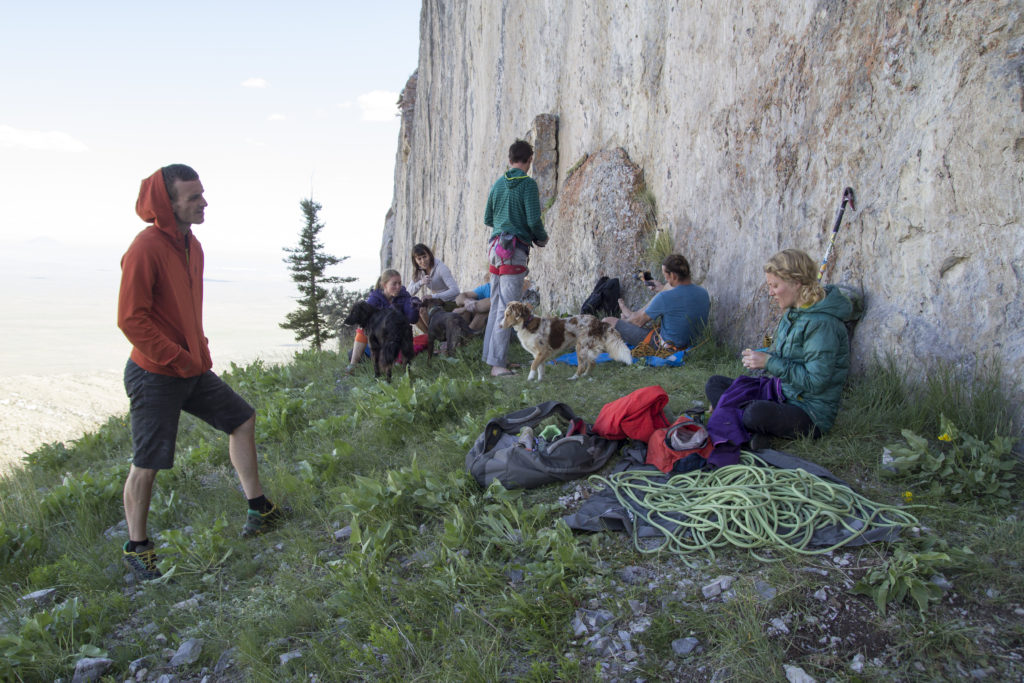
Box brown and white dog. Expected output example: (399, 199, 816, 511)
(500, 301, 633, 381)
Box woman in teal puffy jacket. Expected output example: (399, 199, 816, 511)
(706, 248, 852, 439)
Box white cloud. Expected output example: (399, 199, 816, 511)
(0, 124, 88, 152)
(241, 77, 268, 88)
(267, 114, 286, 122)
(336, 101, 353, 109)
(244, 137, 266, 147)
(357, 90, 399, 122)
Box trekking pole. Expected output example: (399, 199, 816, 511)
(817, 187, 856, 282)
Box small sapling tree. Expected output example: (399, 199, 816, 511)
(281, 198, 355, 350)
(322, 283, 370, 342)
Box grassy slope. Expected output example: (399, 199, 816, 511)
(0, 334, 1021, 682)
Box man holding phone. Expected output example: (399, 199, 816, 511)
(603, 254, 710, 351)
(636, 270, 657, 289)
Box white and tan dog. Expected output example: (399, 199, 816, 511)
(500, 301, 633, 381)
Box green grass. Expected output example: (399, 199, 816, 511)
(0, 337, 1021, 681)
(634, 184, 657, 235)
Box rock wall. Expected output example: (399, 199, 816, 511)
(385, 0, 1024, 422)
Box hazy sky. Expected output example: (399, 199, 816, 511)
(0, 1, 422, 287)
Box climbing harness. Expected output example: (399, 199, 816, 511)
(489, 233, 528, 276)
(630, 322, 683, 359)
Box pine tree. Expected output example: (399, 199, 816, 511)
(280, 198, 355, 350)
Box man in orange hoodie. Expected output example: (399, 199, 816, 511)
(117, 164, 282, 581)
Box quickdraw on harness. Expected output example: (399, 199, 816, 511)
(489, 233, 528, 276)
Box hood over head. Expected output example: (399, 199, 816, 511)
(135, 168, 181, 238)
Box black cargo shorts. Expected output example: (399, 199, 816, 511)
(124, 359, 254, 470)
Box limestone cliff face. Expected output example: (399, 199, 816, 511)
(386, 1, 1024, 417)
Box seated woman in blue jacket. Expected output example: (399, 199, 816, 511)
(346, 269, 419, 373)
(706, 248, 852, 442)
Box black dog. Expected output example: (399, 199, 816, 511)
(419, 299, 479, 359)
(342, 301, 414, 382)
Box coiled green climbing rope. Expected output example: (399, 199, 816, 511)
(591, 452, 918, 563)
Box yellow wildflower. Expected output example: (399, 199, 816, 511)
(938, 432, 952, 442)
(902, 491, 913, 503)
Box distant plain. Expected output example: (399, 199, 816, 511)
(0, 240, 304, 469)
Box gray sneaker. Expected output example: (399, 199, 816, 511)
(122, 541, 162, 581)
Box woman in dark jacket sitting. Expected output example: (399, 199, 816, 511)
(706, 248, 852, 443)
(346, 269, 418, 373)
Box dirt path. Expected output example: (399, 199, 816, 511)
(0, 372, 128, 474)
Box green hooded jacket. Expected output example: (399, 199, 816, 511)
(764, 285, 852, 432)
(483, 168, 548, 246)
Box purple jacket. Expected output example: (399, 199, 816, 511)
(366, 287, 418, 324)
(706, 376, 784, 466)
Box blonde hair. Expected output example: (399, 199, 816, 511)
(375, 269, 401, 292)
(764, 249, 825, 308)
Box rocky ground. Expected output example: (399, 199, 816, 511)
(44, 485, 1024, 683)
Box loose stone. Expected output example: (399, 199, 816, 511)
(671, 637, 700, 656)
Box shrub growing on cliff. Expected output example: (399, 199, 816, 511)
(281, 198, 355, 350)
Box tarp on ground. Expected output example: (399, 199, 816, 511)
(552, 348, 686, 368)
(563, 446, 905, 550)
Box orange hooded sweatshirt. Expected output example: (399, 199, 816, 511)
(117, 169, 212, 378)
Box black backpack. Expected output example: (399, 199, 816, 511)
(465, 401, 622, 489)
(580, 276, 621, 318)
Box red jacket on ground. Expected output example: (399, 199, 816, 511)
(592, 385, 670, 443)
(117, 169, 212, 378)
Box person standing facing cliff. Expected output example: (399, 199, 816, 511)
(117, 164, 283, 581)
(481, 139, 549, 377)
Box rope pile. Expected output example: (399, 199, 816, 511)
(591, 452, 918, 563)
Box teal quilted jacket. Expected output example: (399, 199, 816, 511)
(764, 285, 852, 432)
